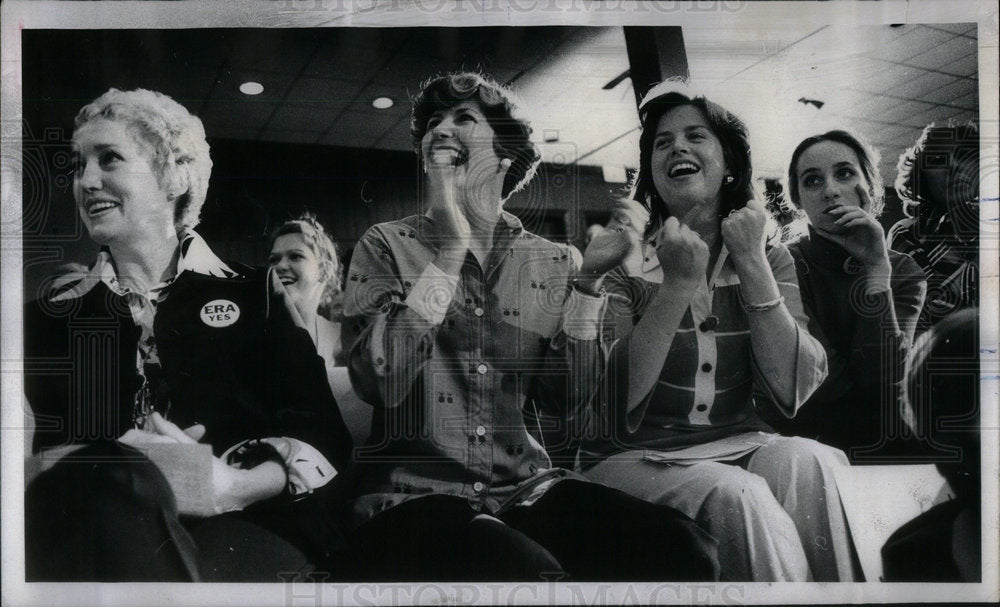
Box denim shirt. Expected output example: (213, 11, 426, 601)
(342, 212, 605, 521)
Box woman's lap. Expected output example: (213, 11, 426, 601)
(25, 442, 331, 582)
(502, 479, 719, 581)
(582, 446, 816, 581)
(350, 482, 719, 581)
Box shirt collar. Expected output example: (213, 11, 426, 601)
(50, 229, 238, 302)
(174, 229, 238, 278)
(637, 240, 736, 288)
(416, 211, 525, 250)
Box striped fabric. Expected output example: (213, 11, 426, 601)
(582, 241, 826, 456)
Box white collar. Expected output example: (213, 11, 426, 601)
(50, 229, 238, 302)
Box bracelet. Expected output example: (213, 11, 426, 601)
(571, 278, 606, 298)
(742, 295, 784, 312)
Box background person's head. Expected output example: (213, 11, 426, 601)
(73, 88, 212, 238)
(895, 122, 979, 216)
(633, 80, 754, 237)
(411, 72, 540, 202)
(269, 214, 342, 320)
(786, 130, 884, 235)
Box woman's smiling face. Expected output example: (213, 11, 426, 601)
(420, 99, 509, 220)
(420, 100, 499, 171)
(650, 104, 728, 219)
(269, 232, 324, 307)
(71, 118, 176, 246)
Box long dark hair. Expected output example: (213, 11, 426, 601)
(633, 84, 754, 239)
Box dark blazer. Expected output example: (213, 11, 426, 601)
(25, 264, 352, 470)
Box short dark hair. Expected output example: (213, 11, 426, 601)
(411, 72, 540, 200)
(787, 129, 885, 218)
(895, 121, 979, 214)
(633, 82, 754, 238)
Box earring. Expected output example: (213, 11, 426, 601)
(724, 175, 734, 184)
(499, 158, 512, 170)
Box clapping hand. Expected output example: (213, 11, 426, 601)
(119, 412, 243, 515)
(580, 223, 639, 278)
(426, 151, 472, 255)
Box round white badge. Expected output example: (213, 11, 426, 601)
(199, 299, 240, 328)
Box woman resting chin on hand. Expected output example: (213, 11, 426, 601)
(769, 130, 927, 457)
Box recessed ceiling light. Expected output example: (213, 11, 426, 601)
(239, 81, 264, 96)
(372, 96, 394, 110)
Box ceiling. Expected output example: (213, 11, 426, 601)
(23, 23, 979, 185)
(683, 22, 980, 179)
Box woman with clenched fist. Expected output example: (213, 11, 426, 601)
(580, 81, 858, 582)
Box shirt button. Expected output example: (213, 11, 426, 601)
(476, 363, 488, 375)
(474, 307, 484, 317)
(696, 404, 708, 412)
(701, 362, 712, 372)
(473, 481, 485, 492)
(475, 425, 487, 437)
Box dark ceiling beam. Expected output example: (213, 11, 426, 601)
(623, 26, 690, 108)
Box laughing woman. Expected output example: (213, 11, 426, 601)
(340, 72, 718, 582)
(580, 81, 858, 582)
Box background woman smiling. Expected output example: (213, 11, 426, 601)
(269, 214, 345, 367)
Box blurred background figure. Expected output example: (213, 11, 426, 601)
(269, 214, 345, 368)
(881, 308, 981, 582)
(24, 88, 352, 582)
(759, 176, 807, 243)
(889, 122, 979, 334)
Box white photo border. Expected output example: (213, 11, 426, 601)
(2, 1, 997, 605)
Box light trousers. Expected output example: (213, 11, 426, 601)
(585, 435, 858, 582)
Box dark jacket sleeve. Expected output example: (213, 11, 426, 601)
(846, 252, 926, 393)
(264, 281, 354, 474)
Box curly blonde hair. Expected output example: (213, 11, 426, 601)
(75, 88, 213, 231)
